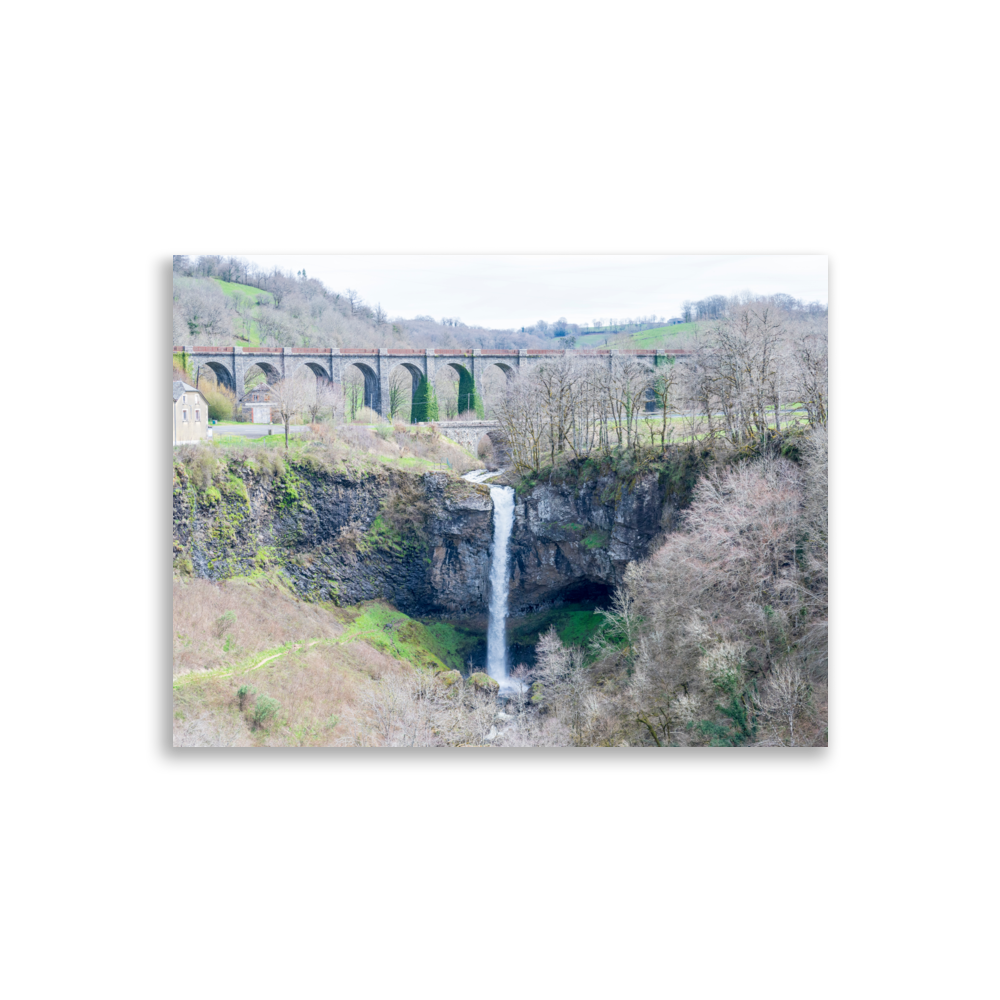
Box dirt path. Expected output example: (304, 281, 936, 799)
(240, 639, 322, 677)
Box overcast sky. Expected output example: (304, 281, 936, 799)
(224, 254, 827, 330)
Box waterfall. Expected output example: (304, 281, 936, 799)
(464, 470, 523, 692)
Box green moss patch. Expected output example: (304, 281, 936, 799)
(332, 601, 451, 672)
(508, 601, 607, 650)
(467, 671, 499, 693)
(419, 620, 486, 673)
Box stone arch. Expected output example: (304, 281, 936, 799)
(447, 362, 480, 416)
(294, 360, 335, 400)
(640, 358, 661, 411)
(426, 361, 482, 417)
(487, 360, 515, 378)
(204, 361, 236, 394)
(479, 428, 507, 465)
(346, 361, 379, 413)
(297, 360, 332, 382)
(242, 360, 282, 400)
(388, 360, 428, 423)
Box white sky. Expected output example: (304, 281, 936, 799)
(221, 254, 828, 330)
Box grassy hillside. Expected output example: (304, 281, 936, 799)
(172, 579, 573, 747)
(213, 278, 274, 346)
(173, 580, 447, 746)
(572, 322, 701, 349)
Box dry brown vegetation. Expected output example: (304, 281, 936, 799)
(173, 578, 343, 678)
(173, 420, 483, 478)
(173, 578, 415, 747)
(172, 579, 571, 747)
(307, 421, 483, 474)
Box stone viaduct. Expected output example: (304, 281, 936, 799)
(172, 345, 690, 421)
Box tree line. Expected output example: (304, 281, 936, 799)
(681, 292, 826, 323)
(173, 255, 562, 353)
(493, 296, 827, 474)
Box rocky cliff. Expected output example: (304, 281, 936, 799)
(509, 472, 668, 613)
(173, 456, 493, 617)
(173, 449, 707, 618)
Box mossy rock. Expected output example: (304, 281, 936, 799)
(436, 669, 463, 688)
(467, 672, 500, 693)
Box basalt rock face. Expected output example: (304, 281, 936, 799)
(173, 453, 686, 621)
(172, 459, 493, 617)
(507, 473, 674, 614)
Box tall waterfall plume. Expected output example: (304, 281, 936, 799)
(464, 470, 522, 692)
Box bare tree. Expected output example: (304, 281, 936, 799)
(590, 583, 642, 679)
(494, 371, 547, 473)
(790, 324, 828, 428)
(755, 660, 812, 746)
(304, 377, 337, 425)
(256, 306, 292, 348)
(269, 374, 314, 448)
(345, 288, 362, 315)
(387, 368, 408, 421)
(343, 366, 365, 422)
(649, 360, 678, 455)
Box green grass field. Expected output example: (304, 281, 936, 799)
(572, 322, 701, 349)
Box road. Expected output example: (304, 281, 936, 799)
(210, 423, 310, 439)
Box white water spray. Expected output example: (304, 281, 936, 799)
(464, 470, 523, 692)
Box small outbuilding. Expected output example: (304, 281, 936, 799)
(243, 384, 274, 424)
(173, 381, 209, 444)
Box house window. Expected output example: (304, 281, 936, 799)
(182, 408, 188, 422)
(182, 395, 186, 404)
(195, 408, 200, 422)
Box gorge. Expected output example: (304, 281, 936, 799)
(172, 434, 706, 676)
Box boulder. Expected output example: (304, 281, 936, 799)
(467, 672, 500, 694)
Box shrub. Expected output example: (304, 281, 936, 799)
(381, 477, 431, 534)
(215, 610, 236, 637)
(200, 380, 238, 422)
(252, 695, 280, 729)
(237, 684, 256, 711)
(177, 445, 221, 489)
(337, 424, 376, 452)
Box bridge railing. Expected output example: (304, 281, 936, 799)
(173, 345, 691, 357)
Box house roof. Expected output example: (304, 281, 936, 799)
(173, 380, 201, 402)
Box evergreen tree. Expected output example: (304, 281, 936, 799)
(411, 379, 439, 422)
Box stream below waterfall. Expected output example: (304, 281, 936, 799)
(463, 470, 525, 693)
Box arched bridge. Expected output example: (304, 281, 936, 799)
(173, 345, 690, 420)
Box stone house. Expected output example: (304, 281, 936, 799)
(173, 381, 208, 444)
(243, 383, 274, 424)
